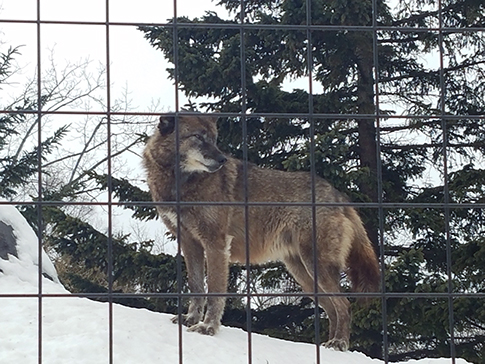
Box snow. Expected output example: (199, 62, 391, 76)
(0, 204, 471, 364)
(0, 204, 59, 285)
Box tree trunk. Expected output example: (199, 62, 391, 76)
(355, 33, 380, 253)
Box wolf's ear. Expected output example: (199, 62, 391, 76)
(158, 116, 175, 136)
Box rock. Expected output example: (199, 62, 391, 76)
(0, 203, 60, 285)
(0, 220, 18, 261)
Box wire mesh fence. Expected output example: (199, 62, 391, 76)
(1, 0, 485, 363)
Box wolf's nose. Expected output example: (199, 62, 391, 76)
(218, 155, 228, 165)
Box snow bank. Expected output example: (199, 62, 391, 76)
(0, 204, 471, 364)
(0, 204, 60, 290)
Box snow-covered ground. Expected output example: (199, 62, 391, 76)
(0, 204, 471, 364)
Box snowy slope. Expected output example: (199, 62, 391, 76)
(0, 204, 471, 364)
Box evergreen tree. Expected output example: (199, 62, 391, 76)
(137, 0, 485, 361)
(21, 194, 183, 313)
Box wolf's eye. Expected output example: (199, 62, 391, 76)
(193, 134, 204, 141)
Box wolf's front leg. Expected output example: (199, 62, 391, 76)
(187, 244, 229, 336)
(172, 236, 206, 327)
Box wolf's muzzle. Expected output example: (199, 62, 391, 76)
(206, 154, 227, 173)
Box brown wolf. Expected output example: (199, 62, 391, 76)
(143, 113, 380, 351)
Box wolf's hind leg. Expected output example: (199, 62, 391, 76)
(283, 254, 340, 343)
(299, 244, 351, 351)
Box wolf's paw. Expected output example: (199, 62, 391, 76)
(324, 338, 349, 351)
(171, 314, 200, 327)
(187, 322, 220, 336)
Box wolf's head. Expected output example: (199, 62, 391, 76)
(157, 114, 227, 173)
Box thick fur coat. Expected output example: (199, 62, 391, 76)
(143, 114, 380, 351)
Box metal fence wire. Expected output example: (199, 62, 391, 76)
(1, 0, 485, 363)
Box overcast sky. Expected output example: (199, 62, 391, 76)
(0, 0, 224, 113)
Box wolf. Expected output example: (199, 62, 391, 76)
(143, 113, 380, 351)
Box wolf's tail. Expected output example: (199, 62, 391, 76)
(345, 208, 380, 300)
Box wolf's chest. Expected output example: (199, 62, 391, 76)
(159, 209, 179, 232)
